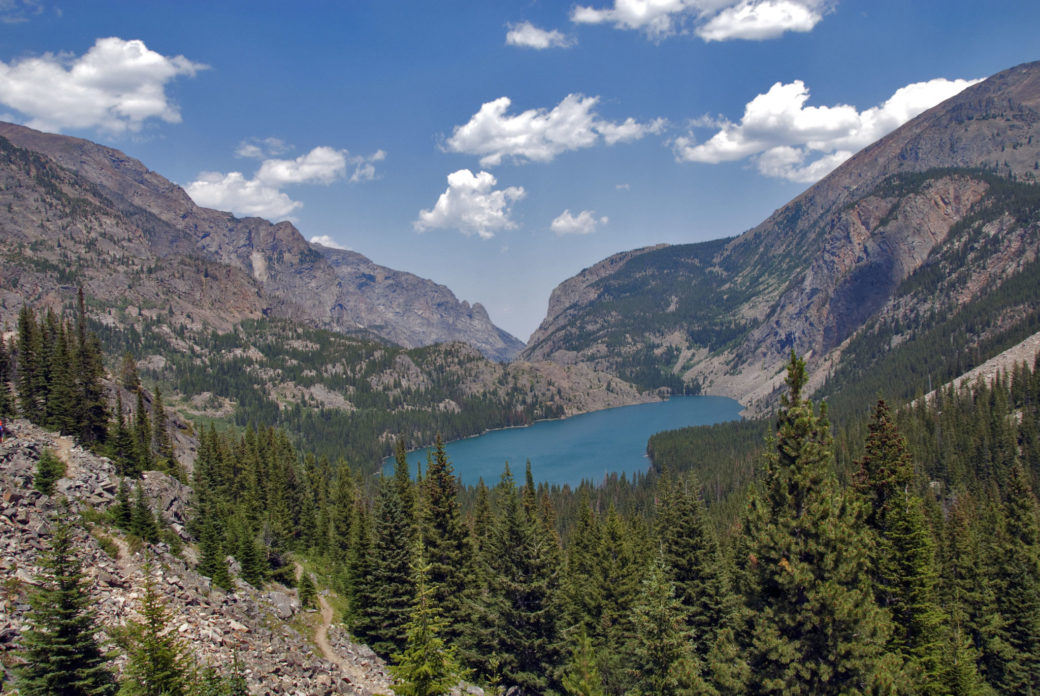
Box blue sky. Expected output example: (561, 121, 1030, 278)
(1, 0, 1038, 341)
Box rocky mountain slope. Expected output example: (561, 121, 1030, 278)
(0, 121, 522, 362)
(0, 420, 395, 695)
(522, 61, 1040, 412)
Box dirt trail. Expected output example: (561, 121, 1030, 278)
(294, 562, 372, 689)
(54, 433, 76, 477)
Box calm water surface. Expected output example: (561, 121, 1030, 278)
(395, 395, 742, 487)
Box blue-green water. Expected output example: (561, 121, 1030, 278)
(394, 396, 743, 488)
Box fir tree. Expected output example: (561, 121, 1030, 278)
(17, 305, 44, 423)
(298, 571, 317, 610)
(34, 446, 66, 496)
(627, 553, 706, 696)
(364, 469, 417, 658)
(420, 435, 474, 648)
(658, 472, 735, 663)
(737, 352, 895, 695)
(116, 561, 192, 696)
(0, 332, 13, 417)
(152, 386, 176, 471)
(469, 465, 563, 693)
(561, 632, 605, 696)
(130, 481, 160, 543)
(133, 387, 154, 472)
(390, 538, 464, 696)
(16, 518, 117, 696)
(109, 393, 138, 478)
(993, 463, 1040, 693)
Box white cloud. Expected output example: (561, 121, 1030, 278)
(186, 171, 301, 220)
(570, 0, 829, 41)
(506, 21, 576, 49)
(674, 76, 980, 182)
(0, 37, 206, 134)
(551, 209, 608, 236)
(256, 146, 348, 185)
(236, 137, 290, 159)
(310, 235, 350, 251)
(414, 169, 525, 239)
(0, 0, 44, 24)
(697, 0, 823, 41)
(445, 94, 664, 167)
(186, 145, 383, 221)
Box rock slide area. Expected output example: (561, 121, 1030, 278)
(0, 420, 394, 695)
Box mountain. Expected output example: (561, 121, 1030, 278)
(523, 61, 1040, 413)
(0, 121, 523, 362)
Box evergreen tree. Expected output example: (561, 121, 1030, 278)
(17, 305, 44, 423)
(0, 332, 13, 417)
(34, 446, 66, 495)
(855, 400, 945, 693)
(561, 632, 605, 696)
(73, 287, 109, 447)
(111, 477, 133, 531)
(109, 393, 138, 477)
(346, 497, 378, 640)
(658, 472, 735, 663)
(469, 465, 563, 693)
(152, 386, 176, 470)
(737, 352, 895, 695)
(16, 518, 117, 696)
(992, 463, 1040, 693)
(298, 571, 317, 610)
(420, 435, 474, 648)
(130, 481, 160, 543)
(561, 490, 603, 642)
(390, 538, 464, 696)
(133, 387, 154, 472)
(364, 468, 417, 657)
(597, 505, 643, 696)
(116, 562, 192, 696)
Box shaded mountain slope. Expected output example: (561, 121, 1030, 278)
(522, 61, 1040, 412)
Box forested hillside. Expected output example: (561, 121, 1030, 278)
(3, 295, 1038, 694)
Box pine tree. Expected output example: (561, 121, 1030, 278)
(420, 435, 474, 648)
(17, 305, 44, 423)
(133, 387, 154, 472)
(658, 472, 735, 664)
(597, 504, 643, 696)
(469, 464, 563, 693)
(152, 386, 176, 471)
(855, 400, 945, 693)
(73, 290, 108, 447)
(109, 393, 138, 477)
(298, 571, 317, 610)
(364, 468, 417, 658)
(34, 447, 66, 495)
(390, 538, 464, 696)
(993, 463, 1040, 693)
(346, 497, 378, 641)
(737, 352, 895, 695)
(561, 632, 605, 696)
(16, 518, 117, 696)
(116, 561, 192, 696)
(627, 553, 706, 696)
(0, 332, 13, 417)
(130, 481, 160, 543)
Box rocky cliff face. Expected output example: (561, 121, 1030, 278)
(0, 122, 523, 361)
(522, 61, 1040, 409)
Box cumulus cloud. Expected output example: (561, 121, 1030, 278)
(570, 0, 829, 41)
(506, 21, 576, 49)
(0, 36, 206, 134)
(414, 169, 525, 239)
(186, 171, 300, 220)
(309, 235, 350, 250)
(673, 76, 980, 182)
(551, 209, 608, 236)
(445, 94, 665, 167)
(186, 145, 384, 221)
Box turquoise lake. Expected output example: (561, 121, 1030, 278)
(394, 395, 743, 488)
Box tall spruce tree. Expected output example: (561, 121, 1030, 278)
(364, 467, 418, 658)
(737, 352, 895, 695)
(420, 435, 474, 649)
(390, 538, 464, 696)
(469, 465, 564, 693)
(16, 518, 118, 696)
(992, 462, 1040, 693)
(658, 472, 735, 664)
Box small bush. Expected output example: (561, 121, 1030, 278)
(33, 448, 66, 495)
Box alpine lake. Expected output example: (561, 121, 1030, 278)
(389, 395, 743, 488)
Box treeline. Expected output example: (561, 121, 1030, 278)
(185, 352, 1040, 695)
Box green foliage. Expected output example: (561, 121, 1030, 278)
(561, 632, 605, 696)
(390, 539, 464, 696)
(297, 572, 317, 610)
(736, 353, 894, 694)
(34, 447, 66, 495)
(116, 563, 193, 696)
(15, 518, 118, 696)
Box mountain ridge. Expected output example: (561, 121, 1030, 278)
(522, 60, 1040, 413)
(0, 121, 524, 361)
